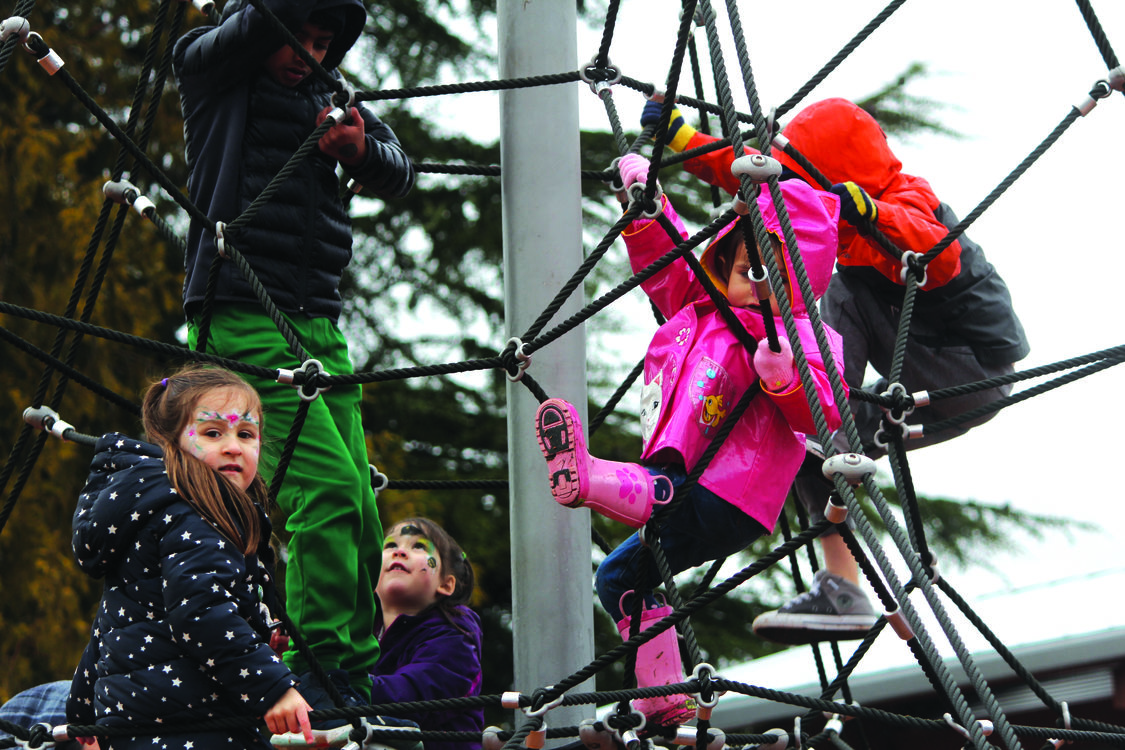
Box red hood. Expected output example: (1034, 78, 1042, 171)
(776, 98, 901, 198)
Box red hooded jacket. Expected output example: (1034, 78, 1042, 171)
(680, 98, 962, 290)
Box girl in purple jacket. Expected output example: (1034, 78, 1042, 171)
(534, 155, 847, 727)
(370, 518, 483, 750)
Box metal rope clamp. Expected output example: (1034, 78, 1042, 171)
(339, 717, 373, 750)
(673, 726, 724, 750)
(873, 382, 922, 448)
(606, 155, 628, 194)
(13, 722, 53, 749)
(1078, 68, 1123, 115)
(369, 464, 389, 496)
(626, 179, 663, 219)
(290, 359, 328, 402)
(921, 553, 941, 585)
(0, 16, 30, 44)
(214, 221, 229, 259)
(691, 662, 722, 722)
(898, 250, 928, 288)
(482, 726, 504, 750)
(327, 80, 357, 125)
(749, 265, 771, 306)
(525, 685, 564, 719)
(1046, 701, 1072, 748)
(504, 337, 532, 382)
(759, 728, 789, 750)
(23, 31, 64, 75)
(23, 404, 75, 440)
(579, 55, 621, 95)
(730, 153, 781, 214)
(103, 179, 155, 218)
(821, 452, 876, 486)
(607, 705, 645, 750)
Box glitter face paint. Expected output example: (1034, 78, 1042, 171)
(177, 386, 261, 491)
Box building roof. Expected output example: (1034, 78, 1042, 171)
(706, 567, 1125, 728)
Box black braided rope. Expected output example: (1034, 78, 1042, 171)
(2, 2, 1125, 746)
(1073, 0, 1121, 79)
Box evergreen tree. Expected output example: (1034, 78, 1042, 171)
(0, 2, 1075, 732)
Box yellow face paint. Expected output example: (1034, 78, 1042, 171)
(385, 525, 439, 571)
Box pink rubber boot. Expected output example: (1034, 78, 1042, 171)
(535, 398, 671, 528)
(617, 595, 697, 727)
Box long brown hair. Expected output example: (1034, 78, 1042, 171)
(142, 365, 269, 555)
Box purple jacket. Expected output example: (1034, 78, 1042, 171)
(371, 606, 484, 750)
(622, 182, 847, 532)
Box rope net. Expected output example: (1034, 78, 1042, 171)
(1, 0, 1124, 749)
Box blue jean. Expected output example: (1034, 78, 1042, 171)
(595, 466, 768, 621)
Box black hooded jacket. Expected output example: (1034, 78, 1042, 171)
(173, 0, 415, 322)
(67, 435, 295, 730)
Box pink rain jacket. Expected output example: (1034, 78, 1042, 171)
(623, 181, 847, 532)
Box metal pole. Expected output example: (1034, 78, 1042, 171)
(498, 0, 595, 736)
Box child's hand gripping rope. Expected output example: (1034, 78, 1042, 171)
(753, 336, 797, 393)
(317, 106, 366, 166)
(830, 181, 878, 228)
(617, 152, 651, 191)
(641, 100, 697, 152)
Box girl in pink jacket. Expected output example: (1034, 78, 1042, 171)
(535, 155, 846, 727)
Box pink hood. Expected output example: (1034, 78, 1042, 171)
(700, 178, 840, 314)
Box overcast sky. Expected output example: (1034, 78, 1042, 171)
(566, 0, 1125, 606)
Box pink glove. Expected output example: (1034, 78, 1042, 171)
(754, 336, 797, 392)
(617, 153, 651, 191)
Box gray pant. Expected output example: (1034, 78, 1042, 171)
(797, 272, 1014, 529)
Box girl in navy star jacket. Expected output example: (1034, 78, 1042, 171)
(68, 366, 314, 749)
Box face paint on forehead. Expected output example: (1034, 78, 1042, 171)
(399, 524, 425, 537)
(195, 409, 260, 426)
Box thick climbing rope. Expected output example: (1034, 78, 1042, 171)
(3, 1, 1125, 748)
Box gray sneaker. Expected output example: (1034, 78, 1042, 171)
(752, 570, 879, 645)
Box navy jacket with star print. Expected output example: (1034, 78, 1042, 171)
(67, 434, 297, 731)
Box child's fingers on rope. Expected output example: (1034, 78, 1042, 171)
(265, 687, 315, 744)
(640, 101, 696, 153)
(618, 153, 652, 190)
(830, 181, 879, 226)
(753, 336, 797, 393)
(316, 105, 365, 165)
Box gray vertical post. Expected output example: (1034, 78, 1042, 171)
(498, 0, 595, 736)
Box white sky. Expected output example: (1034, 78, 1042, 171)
(417, 0, 1125, 625)
(566, 0, 1125, 607)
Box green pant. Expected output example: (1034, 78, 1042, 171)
(189, 304, 382, 690)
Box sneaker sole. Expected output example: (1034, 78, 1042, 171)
(752, 612, 878, 645)
(535, 399, 586, 507)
